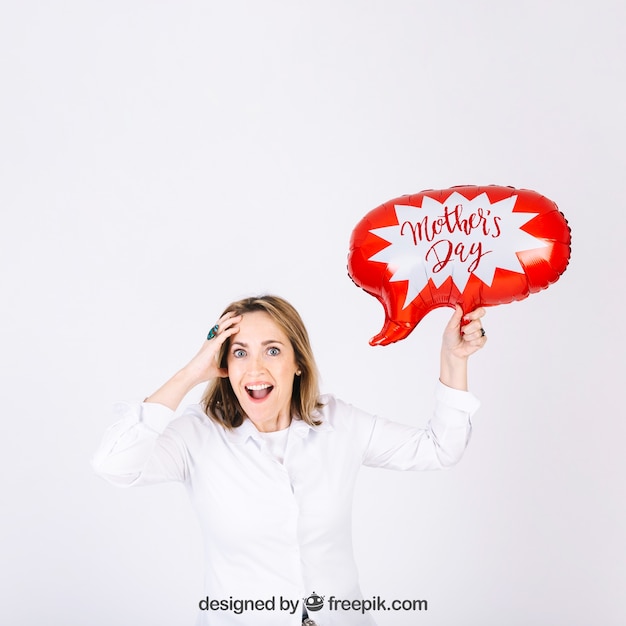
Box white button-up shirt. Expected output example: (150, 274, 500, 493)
(92, 382, 479, 625)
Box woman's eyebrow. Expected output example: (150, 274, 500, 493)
(230, 340, 285, 347)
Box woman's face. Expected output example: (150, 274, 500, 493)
(226, 311, 300, 432)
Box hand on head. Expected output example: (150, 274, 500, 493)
(189, 311, 242, 383)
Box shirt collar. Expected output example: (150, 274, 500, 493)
(224, 412, 333, 444)
(290, 415, 334, 438)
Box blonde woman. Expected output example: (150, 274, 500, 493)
(93, 295, 487, 626)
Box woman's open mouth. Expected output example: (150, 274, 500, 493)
(245, 383, 274, 400)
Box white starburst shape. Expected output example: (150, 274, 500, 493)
(369, 191, 549, 309)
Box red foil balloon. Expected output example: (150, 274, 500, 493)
(347, 185, 571, 345)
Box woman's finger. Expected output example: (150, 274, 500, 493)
(462, 307, 486, 322)
(460, 308, 487, 343)
(206, 312, 242, 342)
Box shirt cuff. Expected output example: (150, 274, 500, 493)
(435, 380, 481, 416)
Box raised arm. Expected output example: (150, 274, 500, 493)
(145, 312, 241, 409)
(92, 312, 242, 486)
(360, 306, 486, 472)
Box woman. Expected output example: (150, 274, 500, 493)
(92, 295, 487, 626)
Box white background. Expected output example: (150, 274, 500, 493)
(1, 1, 624, 624)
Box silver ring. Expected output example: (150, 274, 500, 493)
(480, 327, 486, 337)
(207, 324, 219, 340)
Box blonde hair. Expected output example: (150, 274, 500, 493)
(201, 295, 323, 429)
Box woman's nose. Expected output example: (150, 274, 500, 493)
(247, 352, 265, 373)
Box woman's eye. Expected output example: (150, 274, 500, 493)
(267, 347, 280, 356)
(233, 349, 246, 358)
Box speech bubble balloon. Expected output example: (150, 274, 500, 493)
(347, 185, 571, 346)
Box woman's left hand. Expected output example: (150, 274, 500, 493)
(442, 305, 487, 360)
(439, 306, 487, 390)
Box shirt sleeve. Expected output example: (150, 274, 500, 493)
(361, 381, 480, 471)
(91, 401, 190, 486)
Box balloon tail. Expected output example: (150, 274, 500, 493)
(369, 320, 414, 346)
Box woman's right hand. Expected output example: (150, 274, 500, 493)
(181, 312, 242, 385)
(144, 312, 241, 410)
